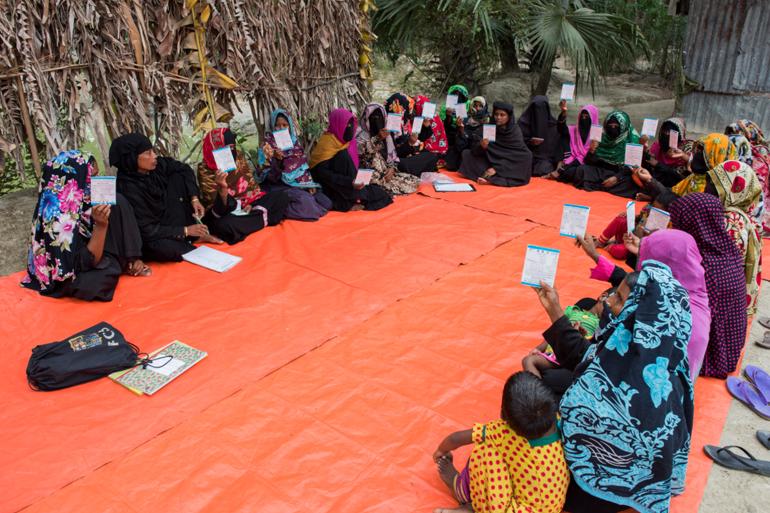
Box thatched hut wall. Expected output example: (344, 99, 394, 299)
(0, 0, 370, 174)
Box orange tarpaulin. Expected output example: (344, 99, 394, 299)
(0, 179, 739, 512)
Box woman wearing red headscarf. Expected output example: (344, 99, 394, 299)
(198, 128, 289, 244)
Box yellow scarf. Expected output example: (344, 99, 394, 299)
(309, 132, 349, 169)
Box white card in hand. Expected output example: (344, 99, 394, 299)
(626, 201, 636, 233)
(412, 116, 424, 134)
(521, 245, 560, 288)
(669, 130, 679, 148)
(91, 176, 117, 205)
(645, 207, 671, 233)
(624, 143, 644, 167)
(355, 169, 374, 186)
(446, 94, 459, 108)
(560, 82, 576, 100)
(386, 113, 403, 133)
(483, 124, 496, 142)
(589, 124, 603, 141)
(212, 147, 237, 172)
(422, 102, 436, 119)
(560, 204, 590, 238)
(641, 118, 658, 137)
(273, 129, 294, 151)
(454, 103, 468, 119)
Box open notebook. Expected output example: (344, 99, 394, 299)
(109, 341, 207, 395)
(182, 246, 241, 272)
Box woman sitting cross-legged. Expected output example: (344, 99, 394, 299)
(308, 108, 392, 212)
(110, 133, 220, 261)
(198, 128, 289, 244)
(22, 150, 150, 302)
(458, 101, 533, 187)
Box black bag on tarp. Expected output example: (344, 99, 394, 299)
(27, 322, 140, 391)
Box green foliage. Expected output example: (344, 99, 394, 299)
(0, 143, 43, 197)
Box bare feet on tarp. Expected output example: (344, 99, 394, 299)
(350, 204, 365, 211)
(197, 234, 224, 244)
(434, 506, 473, 513)
(126, 260, 152, 277)
(436, 454, 458, 492)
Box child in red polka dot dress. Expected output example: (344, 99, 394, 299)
(432, 371, 569, 513)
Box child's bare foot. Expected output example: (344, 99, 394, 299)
(434, 505, 473, 513)
(436, 455, 458, 491)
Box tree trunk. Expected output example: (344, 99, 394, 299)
(500, 38, 520, 71)
(532, 54, 555, 96)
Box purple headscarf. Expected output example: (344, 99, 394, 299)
(328, 108, 359, 168)
(670, 193, 747, 378)
(564, 104, 599, 165)
(639, 229, 711, 379)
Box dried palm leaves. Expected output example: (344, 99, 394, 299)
(0, 0, 370, 176)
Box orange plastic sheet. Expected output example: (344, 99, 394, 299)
(0, 180, 739, 512)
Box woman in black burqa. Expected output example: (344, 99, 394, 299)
(459, 101, 533, 187)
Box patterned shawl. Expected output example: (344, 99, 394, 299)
(265, 109, 319, 188)
(467, 96, 490, 127)
(560, 260, 693, 513)
(198, 128, 263, 209)
(22, 150, 94, 293)
(384, 93, 413, 136)
(707, 159, 763, 314)
(669, 193, 747, 378)
(357, 102, 399, 164)
(727, 119, 768, 149)
(414, 94, 448, 153)
(309, 108, 358, 169)
(564, 104, 599, 165)
(595, 110, 640, 166)
(671, 133, 737, 196)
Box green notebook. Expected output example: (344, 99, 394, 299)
(110, 341, 207, 395)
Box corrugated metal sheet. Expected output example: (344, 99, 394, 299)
(681, 92, 770, 135)
(683, 0, 770, 93)
(681, 0, 770, 132)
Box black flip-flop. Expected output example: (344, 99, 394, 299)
(758, 431, 770, 451)
(757, 332, 770, 349)
(704, 445, 770, 476)
(758, 318, 770, 330)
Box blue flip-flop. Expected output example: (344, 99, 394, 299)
(726, 377, 770, 420)
(744, 365, 770, 403)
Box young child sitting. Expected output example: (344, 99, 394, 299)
(521, 289, 613, 378)
(432, 371, 569, 513)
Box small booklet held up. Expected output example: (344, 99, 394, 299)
(589, 124, 603, 141)
(645, 207, 671, 233)
(624, 143, 644, 167)
(182, 246, 242, 273)
(109, 341, 207, 396)
(91, 176, 117, 205)
(412, 116, 424, 134)
(212, 147, 237, 172)
(386, 113, 403, 133)
(560, 82, 576, 101)
(454, 103, 468, 119)
(521, 245, 560, 288)
(434, 182, 475, 192)
(354, 169, 374, 186)
(669, 130, 679, 149)
(483, 124, 496, 142)
(445, 94, 459, 108)
(641, 118, 658, 137)
(422, 102, 437, 119)
(273, 129, 294, 151)
(560, 204, 590, 238)
(626, 201, 636, 233)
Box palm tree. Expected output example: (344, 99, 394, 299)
(527, 0, 645, 95)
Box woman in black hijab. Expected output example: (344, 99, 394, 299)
(110, 133, 218, 262)
(459, 102, 533, 187)
(518, 95, 561, 176)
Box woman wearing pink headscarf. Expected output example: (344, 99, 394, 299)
(578, 229, 711, 379)
(309, 108, 392, 212)
(550, 103, 599, 181)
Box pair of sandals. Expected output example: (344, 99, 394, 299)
(726, 365, 770, 420)
(704, 431, 770, 477)
(754, 317, 770, 348)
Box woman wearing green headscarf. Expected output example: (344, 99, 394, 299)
(442, 84, 472, 170)
(565, 110, 642, 198)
